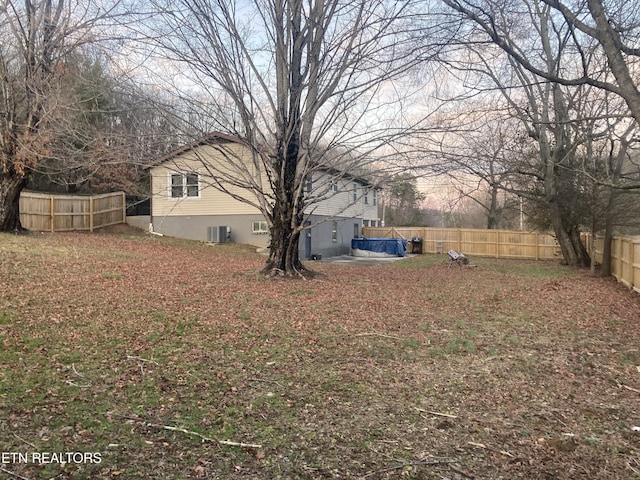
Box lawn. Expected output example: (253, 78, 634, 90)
(1, 227, 639, 479)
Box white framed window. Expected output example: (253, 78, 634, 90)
(372, 189, 377, 206)
(330, 181, 338, 193)
(170, 172, 200, 198)
(352, 183, 358, 202)
(252, 221, 269, 234)
(332, 221, 338, 242)
(364, 188, 369, 205)
(305, 174, 313, 193)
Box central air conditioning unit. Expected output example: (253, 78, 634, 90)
(207, 226, 228, 243)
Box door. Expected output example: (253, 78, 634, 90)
(304, 221, 312, 259)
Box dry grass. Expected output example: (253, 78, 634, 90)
(1, 228, 639, 479)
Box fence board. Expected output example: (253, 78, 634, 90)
(597, 235, 640, 294)
(20, 191, 125, 232)
(363, 226, 561, 260)
(366, 226, 640, 294)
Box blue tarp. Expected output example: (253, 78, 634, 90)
(351, 238, 408, 256)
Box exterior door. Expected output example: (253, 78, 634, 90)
(304, 221, 312, 259)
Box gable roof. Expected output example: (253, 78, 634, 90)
(147, 132, 247, 169)
(149, 131, 377, 188)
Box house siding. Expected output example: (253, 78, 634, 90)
(150, 213, 270, 246)
(150, 144, 267, 218)
(299, 214, 364, 259)
(149, 139, 380, 257)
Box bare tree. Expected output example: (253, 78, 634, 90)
(429, 0, 640, 266)
(0, 0, 130, 231)
(144, 0, 442, 277)
(29, 55, 187, 196)
(439, 0, 640, 160)
(427, 109, 523, 229)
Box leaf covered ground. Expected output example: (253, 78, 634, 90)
(1, 227, 639, 479)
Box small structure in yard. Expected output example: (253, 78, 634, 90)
(448, 249, 470, 266)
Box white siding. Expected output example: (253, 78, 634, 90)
(306, 172, 379, 221)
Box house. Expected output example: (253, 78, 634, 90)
(148, 133, 381, 259)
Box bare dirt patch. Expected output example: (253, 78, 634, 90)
(1, 232, 639, 479)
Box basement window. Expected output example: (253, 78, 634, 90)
(252, 221, 269, 234)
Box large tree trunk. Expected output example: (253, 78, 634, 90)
(548, 202, 590, 267)
(0, 173, 28, 232)
(600, 228, 614, 277)
(599, 190, 617, 276)
(263, 222, 304, 276)
(486, 185, 500, 229)
(262, 193, 306, 277)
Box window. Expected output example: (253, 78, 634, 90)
(352, 183, 358, 202)
(305, 175, 313, 193)
(252, 221, 269, 234)
(363, 219, 369, 227)
(170, 172, 199, 198)
(372, 189, 377, 206)
(332, 221, 338, 242)
(364, 188, 369, 205)
(330, 181, 338, 193)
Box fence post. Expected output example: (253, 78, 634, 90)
(634, 238, 640, 293)
(457, 229, 461, 252)
(89, 196, 94, 232)
(495, 230, 500, 258)
(536, 233, 539, 261)
(121, 192, 126, 225)
(49, 196, 55, 232)
(628, 238, 635, 290)
(619, 238, 624, 280)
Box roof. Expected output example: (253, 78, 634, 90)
(148, 131, 377, 187)
(147, 132, 246, 169)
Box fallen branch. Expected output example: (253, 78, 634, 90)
(65, 380, 90, 388)
(450, 465, 476, 479)
(113, 415, 262, 449)
(71, 363, 85, 378)
(622, 384, 640, 394)
(147, 423, 262, 448)
(363, 458, 457, 478)
(467, 441, 514, 458)
(126, 355, 158, 375)
(13, 433, 36, 449)
(249, 378, 285, 389)
(0, 466, 30, 480)
(416, 408, 458, 419)
(355, 332, 405, 341)
(126, 355, 159, 365)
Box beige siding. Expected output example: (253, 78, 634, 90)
(151, 143, 378, 222)
(150, 144, 266, 217)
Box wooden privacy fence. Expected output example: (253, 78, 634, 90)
(364, 226, 640, 294)
(591, 235, 640, 294)
(362, 226, 561, 260)
(19, 191, 126, 232)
